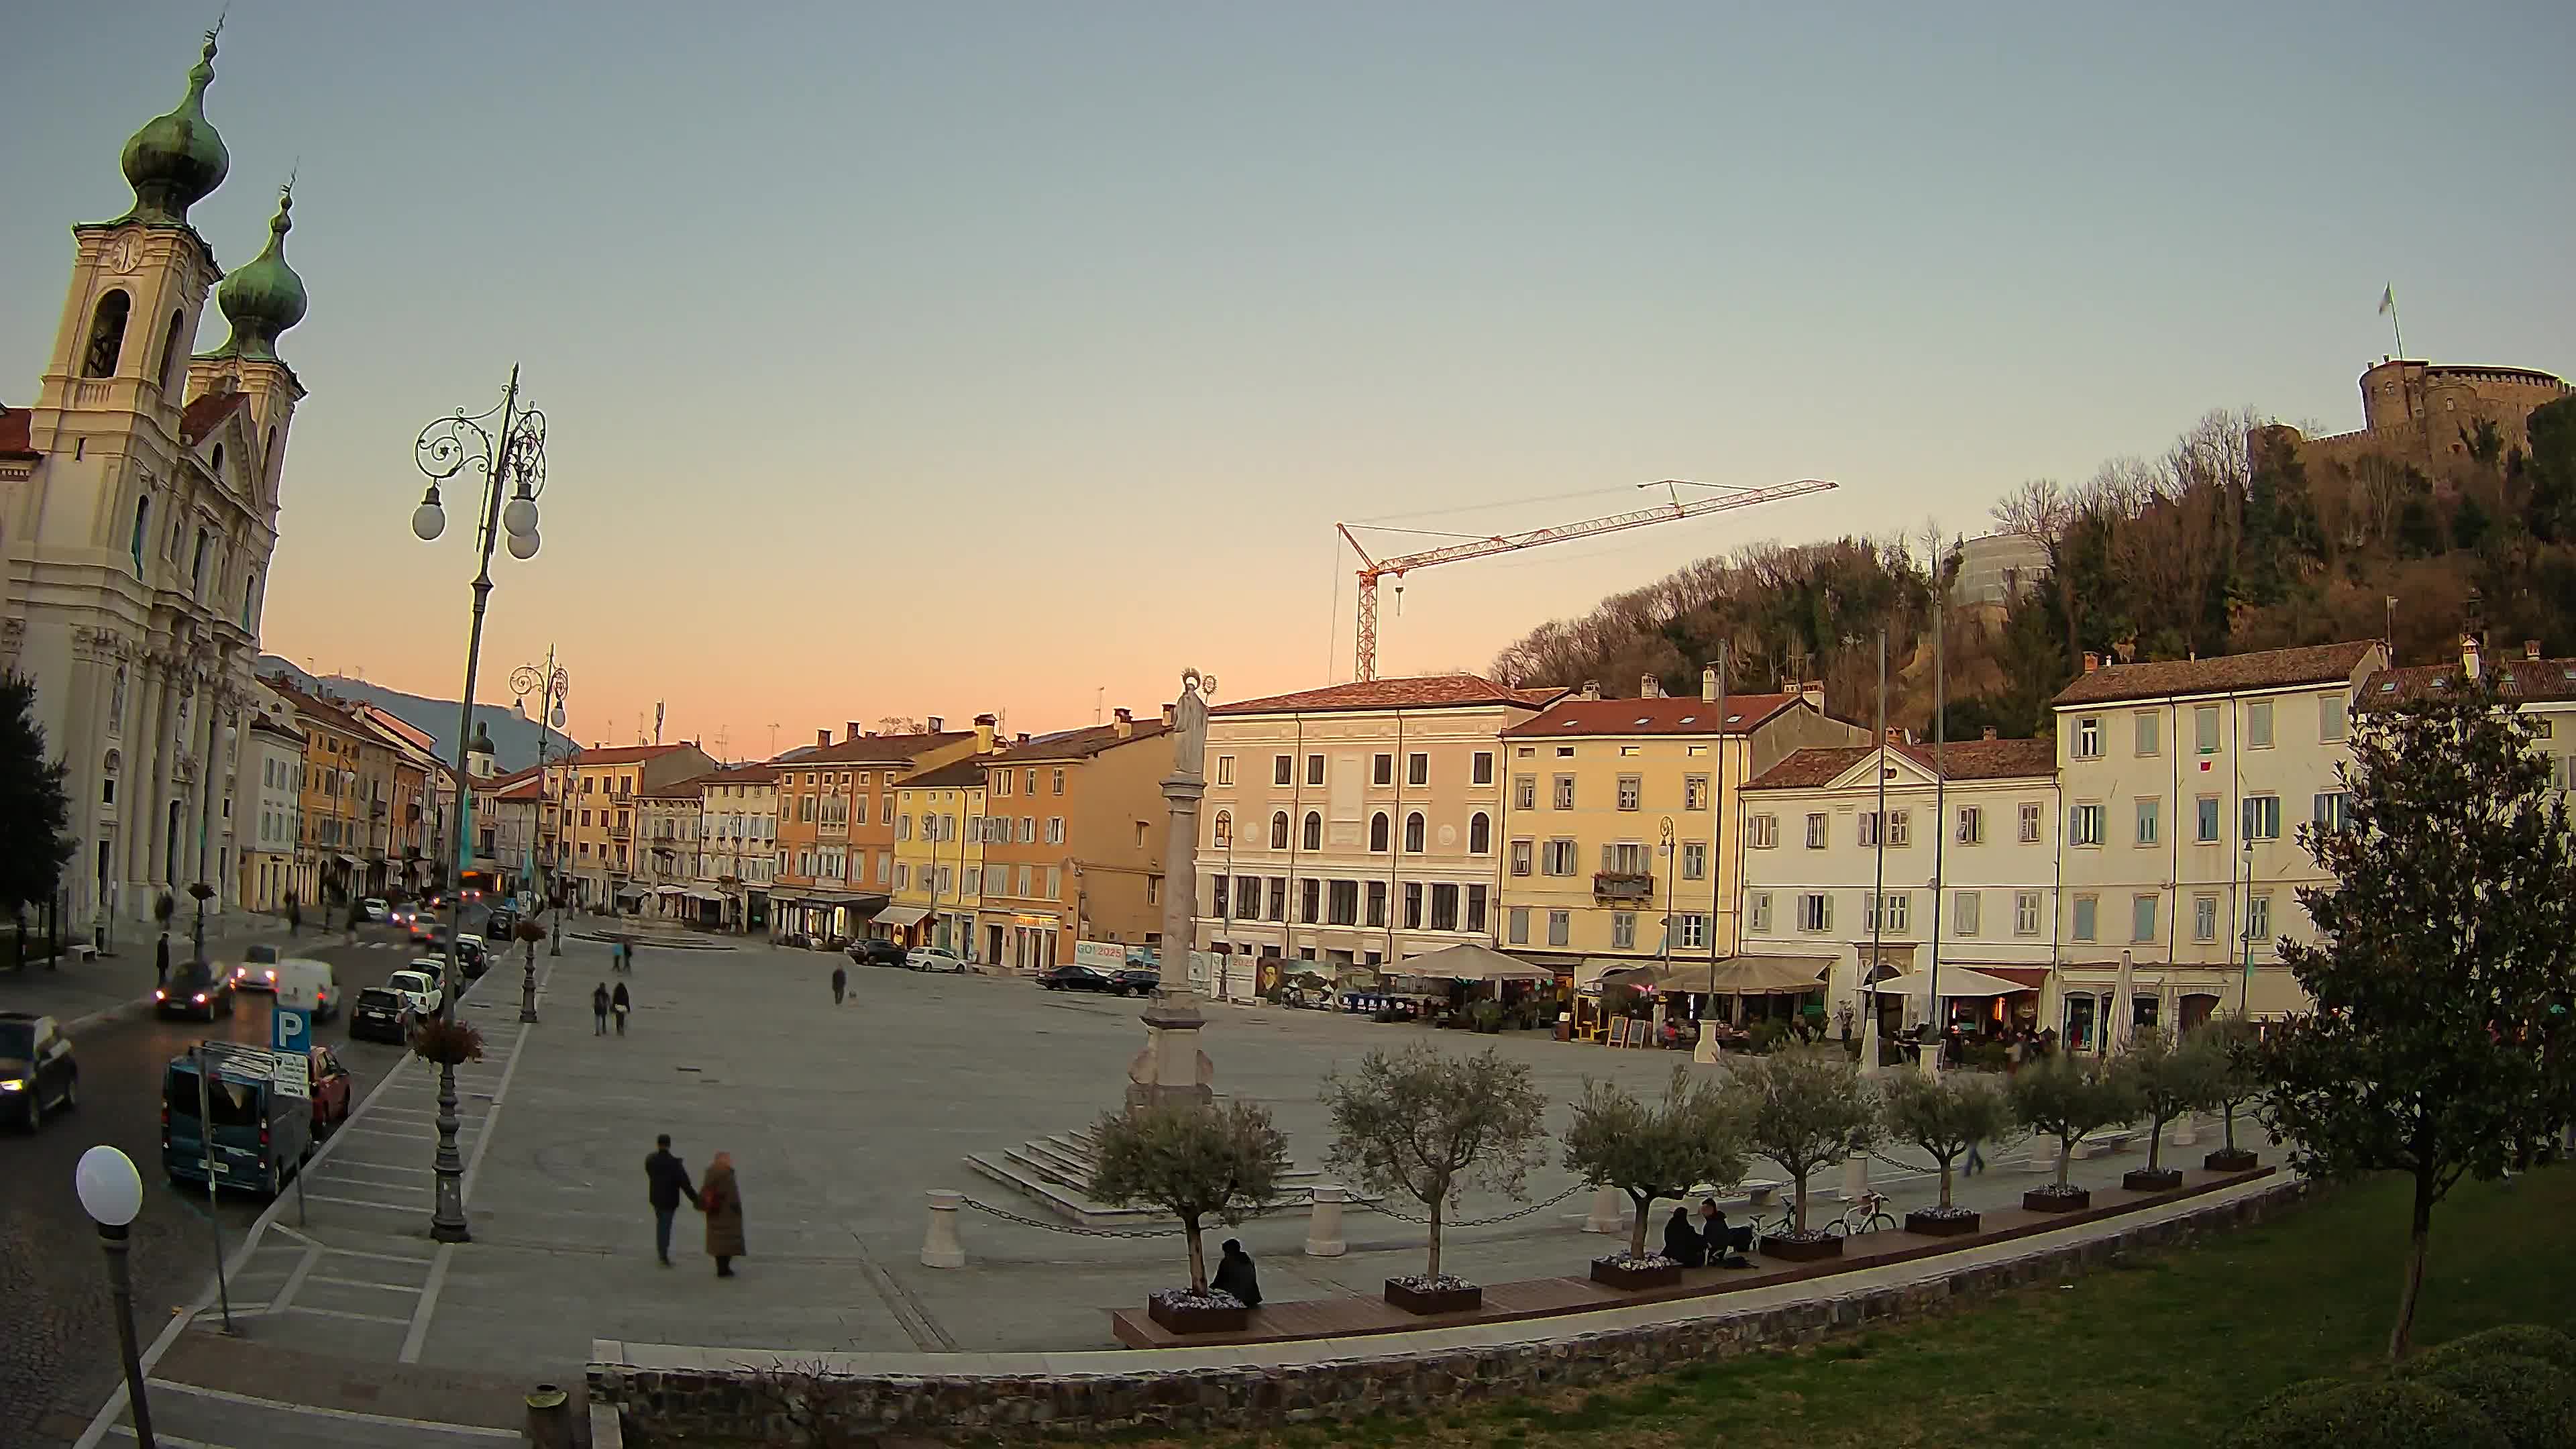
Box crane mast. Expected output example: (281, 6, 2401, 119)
(1338, 477, 1838, 682)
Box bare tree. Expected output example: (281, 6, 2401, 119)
(1991, 477, 2082, 671)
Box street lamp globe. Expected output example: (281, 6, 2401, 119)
(506, 528, 540, 561)
(411, 486, 446, 542)
(76, 1145, 144, 1228)
(501, 491, 539, 539)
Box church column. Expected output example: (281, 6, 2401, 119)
(126, 659, 170, 912)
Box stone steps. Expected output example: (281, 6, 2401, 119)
(967, 1126, 1345, 1228)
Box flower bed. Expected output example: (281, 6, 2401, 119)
(2204, 1148, 2260, 1173)
(2024, 1183, 2092, 1213)
(1383, 1274, 1483, 1315)
(1144, 1287, 1248, 1335)
(1905, 1205, 1982, 1237)
(2123, 1167, 2186, 1193)
(1589, 1253, 1682, 1290)
(1761, 1229, 1843, 1263)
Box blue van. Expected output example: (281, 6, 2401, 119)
(162, 1041, 313, 1196)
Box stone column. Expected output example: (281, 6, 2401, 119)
(1303, 1185, 1348, 1256)
(1126, 670, 1217, 1111)
(920, 1190, 967, 1269)
(1583, 1185, 1627, 1234)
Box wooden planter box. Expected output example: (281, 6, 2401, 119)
(1904, 1208, 1982, 1237)
(2024, 1187, 2092, 1213)
(2123, 1167, 2186, 1193)
(1589, 1256, 1683, 1290)
(1762, 1232, 1844, 1263)
(1146, 1292, 1249, 1336)
(1384, 1279, 1483, 1315)
(2203, 1148, 2260, 1173)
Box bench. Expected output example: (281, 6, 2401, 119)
(62, 943, 99, 965)
(1684, 1177, 1787, 1208)
(2076, 1130, 2138, 1159)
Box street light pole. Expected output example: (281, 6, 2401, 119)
(410, 368, 549, 1244)
(76, 1146, 155, 1449)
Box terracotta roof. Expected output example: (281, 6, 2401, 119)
(0, 406, 38, 461)
(988, 719, 1169, 761)
(565, 743, 700, 767)
(265, 680, 369, 736)
(699, 763, 777, 785)
(793, 730, 974, 765)
(2051, 641, 2381, 707)
(492, 776, 547, 802)
(1502, 693, 1802, 739)
(898, 759, 987, 791)
(246, 714, 305, 743)
(481, 763, 545, 790)
(633, 780, 704, 800)
(1743, 737, 2058, 792)
(1214, 675, 1554, 716)
(2361, 655, 2576, 708)
(178, 391, 248, 445)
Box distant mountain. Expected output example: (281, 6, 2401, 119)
(254, 656, 574, 773)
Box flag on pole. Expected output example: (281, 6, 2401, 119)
(2379, 285, 2396, 316)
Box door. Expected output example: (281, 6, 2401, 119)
(987, 924, 1004, 963)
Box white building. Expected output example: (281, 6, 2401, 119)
(0, 32, 309, 930)
(692, 763, 777, 931)
(1737, 732, 2062, 1037)
(239, 697, 303, 913)
(2049, 639, 2387, 1045)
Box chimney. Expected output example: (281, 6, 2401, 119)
(2526, 639, 2542, 662)
(1016, 732, 1030, 745)
(1799, 680, 1826, 713)
(2461, 633, 2481, 681)
(2082, 651, 2101, 674)
(817, 728, 832, 748)
(1982, 726, 1998, 741)
(1886, 727, 1904, 744)
(971, 714, 996, 751)
(1580, 679, 1601, 701)
(926, 716, 944, 733)
(1700, 667, 1719, 703)
(1640, 674, 1662, 698)
(1115, 707, 1136, 739)
(846, 721, 862, 741)
(2112, 638, 2137, 665)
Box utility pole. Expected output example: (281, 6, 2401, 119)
(1927, 550, 1947, 1070)
(1869, 629, 1888, 1037)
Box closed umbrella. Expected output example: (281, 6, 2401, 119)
(1858, 983, 1882, 1077)
(2109, 950, 2135, 1055)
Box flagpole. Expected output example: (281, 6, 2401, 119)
(2380, 284, 2404, 358)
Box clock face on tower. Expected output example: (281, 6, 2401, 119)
(105, 234, 142, 274)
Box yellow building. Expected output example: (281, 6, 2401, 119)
(543, 743, 715, 911)
(1495, 672, 1862, 977)
(972, 709, 1173, 972)
(889, 758, 987, 955)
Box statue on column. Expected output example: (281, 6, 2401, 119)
(1128, 668, 1220, 1110)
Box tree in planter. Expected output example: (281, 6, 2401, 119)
(0, 672, 74, 963)
(2193, 1015, 2265, 1163)
(1725, 1046, 1880, 1236)
(1878, 1069, 2012, 1216)
(2126, 1027, 2222, 1179)
(1562, 1064, 1748, 1265)
(1322, 1042, 1550, 1285)
(2008, 1054, 2142, 1194)
(2253, 670, 2576, 1362)
(1088, 1100, 1291, 1296)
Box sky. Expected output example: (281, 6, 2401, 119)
(7, 3, 2572, 757)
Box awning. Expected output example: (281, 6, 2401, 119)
(1693, 955, 1835, 994)
(874, 905, 932, 929)
(335, 854, 361, 867)
(1399, 942, 1556, 982)
(1590, 959, 1686, 987)
(685, 888, 728, 902)
(652, 885, 685, 896)
(1868, 966, 2039, 998)
(614, 885, 649, 901)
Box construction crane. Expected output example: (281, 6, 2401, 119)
(1336, 477, 1839, 682)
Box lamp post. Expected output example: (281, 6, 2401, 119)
(76, 1145, 156, 1448)
(410, 367, 549, 1244)
(186, 880, 213, 967)
(511, 652, 570, 964)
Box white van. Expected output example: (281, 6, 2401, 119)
(272, 958, 341, 1021)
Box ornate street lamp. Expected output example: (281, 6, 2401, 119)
(508, 652, 570, 1010)
(410, 368, 549, 1244)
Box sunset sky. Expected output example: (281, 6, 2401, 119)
(7, 2, 2571, 756)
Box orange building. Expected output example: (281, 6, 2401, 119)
(971, 708, 1174, 973)
(770, 717, 989, 944)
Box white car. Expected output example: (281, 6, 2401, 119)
(228, 943, 285, 991)
(358, 898, 390, 922)
(386, 965, 445, 1018)
(908, 946, 968, 974)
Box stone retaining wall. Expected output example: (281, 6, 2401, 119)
(594, 1179, 2308, 1442)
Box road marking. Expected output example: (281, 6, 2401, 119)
(280, 1304, 415, 1326)
(398, 1242, 455, 1364)
(459, 1022, 531, 1205)
(323, 1244, 437, 1266)
(308, 1274, 426, 1293)
(108, 1427, 234, 1448)
(301, 1192, 423, 1213)
(142, 1379, 522, 1438)
(270, 1245, 323, 1316)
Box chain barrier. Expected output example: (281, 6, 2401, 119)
(954, 1195, 1194, 1238)
(956, 1182, 1588, 1237)
(1353, 1181, 1585, 1228)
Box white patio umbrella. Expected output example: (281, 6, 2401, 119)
(2108, 950, 2136, 1055)
(1858, 983, 1882, 1077)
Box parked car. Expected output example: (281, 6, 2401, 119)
(272, 958, 340, 1022)
(156, 959, 236, 1020)
(358, 898, 389, 922)
(349, 986, 411, 1044)
(305, 1045, 354, 1136)
(407, 913, 443, 943)
(484, 908, 519, 940)
(908, 945, 968, 974)
(163, 1043, 311, 1196)
(1040, 963, 1158, 996)
(849, 938, 907, 968)
(453, 934, 490, 979)
(386, 965, 445, 1018)
(0, 1012, 77, 1131)
(229, 942, 286, 991)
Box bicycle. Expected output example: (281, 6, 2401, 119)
(1826, 1190, 1897, 1238)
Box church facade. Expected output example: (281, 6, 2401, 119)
(0, 30, 311, 932)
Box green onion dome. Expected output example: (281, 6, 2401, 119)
(118, 32, 229, 226)
(212, 187, 307, 362)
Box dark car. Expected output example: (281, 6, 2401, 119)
(0, 1013, 78, 1131)
(453, 936, 490, 979)
(484, 908, 519, 940)
(349, 985, 411, 1044)
(850, 938, 906, 968)
(1040, 964, 1160, 997)
(155, 959, 235, 1020)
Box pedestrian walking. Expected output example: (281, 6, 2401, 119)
(831, 963, 847, 1006)
(644, 1133, 699, 1265)
(1211, 1238, 1263, 1306)
(286, 894, 301, 937)
(698, 1152, 745, 1277)
(155, 930, 170, 987)
(1964, 1134, 1988, 1176)
(612, 979, 632, 1036)
(592, 981, 611, 1035)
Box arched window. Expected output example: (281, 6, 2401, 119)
(1269, 812, 1289, 850)
(129, 496, 150, 574)
(211, 443, 225, 481)
(1369, 812, 1390, 852)
(1468, 811, 1491, 854)
(192, 528, 211, 586)
(1301, 811, 1322, 851)
(1212, 810, 1232, 849)
(159, 310, 187, 394)
(1404, 812, 1426, 853)
(83, 290, 131, 378)
(242, 569, 260, 629)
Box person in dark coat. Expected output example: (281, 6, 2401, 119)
(611, 979, 632, 1035)
(1211, 1239, 1262, 1306)
(699, 1152, 745, 1277)
(831, 964, 847, 1006)
(1662, 1206, 1706, 1267)
(155, 931, 170, 986)
(592, 981, 611, 1035)
(643, 1134, 699, 1266)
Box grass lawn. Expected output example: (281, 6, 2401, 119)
(1110, 1167, 2575, 1449)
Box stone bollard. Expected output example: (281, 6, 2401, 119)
(1840, 1152, 1871, 1201)
(1583, 1184, 1626, 1234)
(1304, 1185, 1348, 1256)
(922, 1189, 967, 1269)
(524, 1384, 573, 1449)
(2171, 1112, 2199, 1148)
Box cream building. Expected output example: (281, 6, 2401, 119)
(1, 32, 310, 930)
(1191, 675, 1558, 973)
(635, 778, 704, 918)
(1497, 671, 1861, 975)
(239, 698, 303, 912)
(690, 763, 777, 931)
(2049, 639, 2386, 1045)
(1737, 733, 2062, 1035)
(543, 742, 715, 911)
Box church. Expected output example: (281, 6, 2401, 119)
(0, 28, 310, 933)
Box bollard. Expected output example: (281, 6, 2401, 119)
(921, 1189, 967, 1269)
(1840, 1152, 1870, 1201)
(524, 1384, 573, 1449)
(1582, 1184, 1626, 1234)
(2171, 1112, 2199, 1148)
(1304, 1185, 1347, 1257)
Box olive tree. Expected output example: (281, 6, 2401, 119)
(1878, 1070, 2012, 1212)
(2194, 1015, 2264, 1157)
(2127, 1027, 2222, 1175)
(1089, 1100, 1291, 1295)
(1562, 1064, 1749, 1263)
(2008, 1055, 2142, 1191)
(1723, 1047, 1880, 1236)
(1323, 1043, 1550, 1283)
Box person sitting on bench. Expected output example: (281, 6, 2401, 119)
(1699, 1199, 1754, 1262)
(1662, 1205, 1707, 1267)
